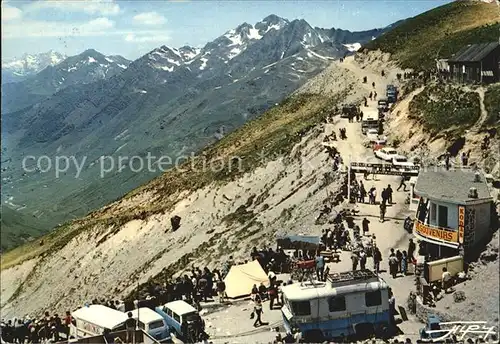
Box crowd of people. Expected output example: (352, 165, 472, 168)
(1, 312, 74, 344)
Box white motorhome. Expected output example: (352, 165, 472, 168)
(70, 305, 128, 339)
(281, 270, 391, 342)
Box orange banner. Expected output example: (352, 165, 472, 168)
(458, 206, 465, 244)
(415, 220, 458, 243)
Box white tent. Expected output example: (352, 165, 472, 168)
(224, 260, 270, 298)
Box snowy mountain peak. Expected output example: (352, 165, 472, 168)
(178, 46, 201, 62)
(261, 14, 288, 25)
(2, 50, 67, 83)
(255, 15, 288, 35)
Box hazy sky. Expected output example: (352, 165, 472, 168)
(2, 0, 453, 61)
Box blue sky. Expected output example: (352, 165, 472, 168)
(2, 0, 453, 61)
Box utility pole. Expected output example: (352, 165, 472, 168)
(347, 162, 351, 202)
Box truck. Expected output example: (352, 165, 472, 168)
(361, 108, 379, 134)
(386, 85, 398, 103)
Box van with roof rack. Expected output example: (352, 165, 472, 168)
(280, 269, 391, 342)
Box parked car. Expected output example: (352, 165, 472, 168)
(366, 128, 387, 145)
(392, 155, 416, 170)
(155, 300, 205, 342)
(377, 99, 389, 112)
(341, 103, 358, 118)
(375, 147, 399, 161)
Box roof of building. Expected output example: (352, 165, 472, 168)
(448, 42, 499, 63)
(163, 300, 197, 315)
(130, 308, 164, 324)
(72, 305, 128, 329)
(414, 169, 492, 204)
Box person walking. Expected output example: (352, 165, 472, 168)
(253, 295, 265, 327)
(397, 175, 407, 192)
(372, 81, 376, 88)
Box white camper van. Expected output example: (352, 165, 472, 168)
(70, 305, 128, 339)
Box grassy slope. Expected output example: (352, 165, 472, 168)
(363, 1, 500, 71)
(483, 84, 500, 128)
(0, 207, 52, 252)
(1, 92, 342, 270)
(408, 84, 481, 136)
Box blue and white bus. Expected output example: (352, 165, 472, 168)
(281, 269, 391, 341)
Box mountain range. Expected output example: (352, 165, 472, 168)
(1, 14, 397, 250)
(1, 50, 66, 84)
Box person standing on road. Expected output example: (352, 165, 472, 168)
(373, 246, 382, 274)
(372, 81, 376, 88)
(379, 203, 387, 222)
(389, 249, 398, 279)
(362, 217, 370, 235)
(387, 184, 393, 204)
(402, 251, 408, 275)
(125, 312, 136, 344)
(396, 250, 403, 272)
(351, 252, 359, 271)
(408, 239, 416, 259)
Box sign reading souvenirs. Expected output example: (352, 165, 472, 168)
(415, 220, 458, 243)
(349, 162, 419, 176)
(458, 206, 465, 244)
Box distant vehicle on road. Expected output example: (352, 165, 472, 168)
(341, 104, 358, 118)
(366, 129, 387, 145)
(391, 155, 416, 169)
(361, 108, 380, 134)
(374, 147, 399, 161)
(377, 99, 389, 112)
(386, 85, 398, 103)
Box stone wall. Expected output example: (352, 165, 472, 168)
(414, 295, 460, 323)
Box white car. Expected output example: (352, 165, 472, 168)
(392, 155, 416, 169)
(375, 147, 399, 161)
(366, 129, 387, 145)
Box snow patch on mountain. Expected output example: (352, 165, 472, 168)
(343, 43, 362, 52)
(248, 28, 262, 40)
(199, 57, 208, 70)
